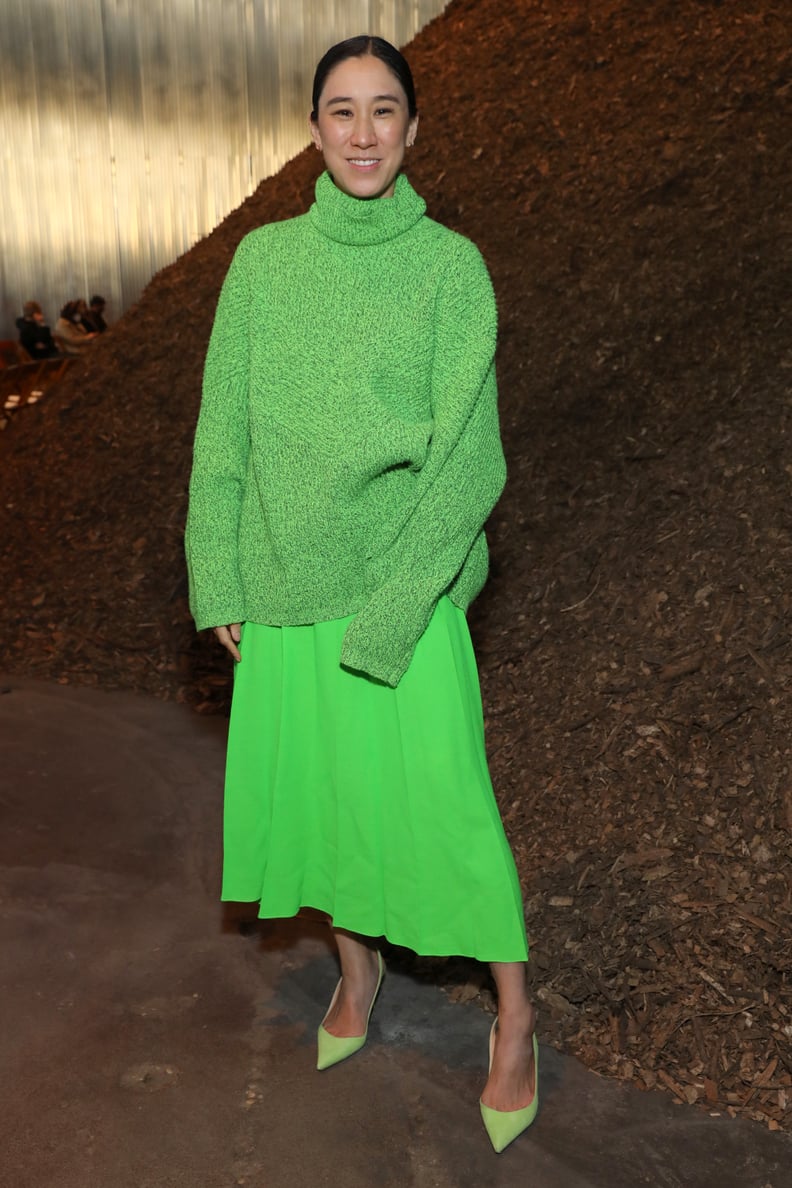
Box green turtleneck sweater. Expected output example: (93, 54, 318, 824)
(185, 171, 506, 687)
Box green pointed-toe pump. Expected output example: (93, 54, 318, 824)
(316, 951, 385, 1071)
(479, 1020, 539, 1153)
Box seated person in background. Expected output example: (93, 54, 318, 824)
(16, 301, 60, 359)
(55, 300, 97, 355)
(82, 294, 108, 334)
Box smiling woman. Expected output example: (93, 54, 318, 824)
(309, 36, 419, 201)
(185, 33, 538, 1154)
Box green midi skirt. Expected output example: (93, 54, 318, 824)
(222, 596, 528, 962)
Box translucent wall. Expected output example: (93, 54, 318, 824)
(0, 0, 448, 337)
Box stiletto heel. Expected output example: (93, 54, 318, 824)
(316, 951, 385, 1070)
(479, 1019, 539, 1153)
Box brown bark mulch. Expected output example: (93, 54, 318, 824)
(1, 0, 790, 1131)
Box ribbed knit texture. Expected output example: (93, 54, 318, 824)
(185, 171, 506, 687)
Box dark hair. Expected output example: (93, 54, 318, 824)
(90, 295, 106, 307)
(310, 35, 417, 121)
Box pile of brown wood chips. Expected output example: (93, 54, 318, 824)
(1, 0, 790, 1131)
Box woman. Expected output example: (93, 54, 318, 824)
(185, 36, 537, 1153)
(54, 300, 96, 355)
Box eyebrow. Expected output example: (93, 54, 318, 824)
(325, 93, 403, 106)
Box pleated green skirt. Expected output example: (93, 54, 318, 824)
(222, 596, 528, 962)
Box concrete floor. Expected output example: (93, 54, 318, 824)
(1, 675, 790, 1188)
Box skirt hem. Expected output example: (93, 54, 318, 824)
(222, 895, 530, 964)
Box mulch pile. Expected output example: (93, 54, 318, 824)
(1, 0, 790, 1131)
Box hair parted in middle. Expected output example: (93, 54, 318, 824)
(310, 35, 418, 122)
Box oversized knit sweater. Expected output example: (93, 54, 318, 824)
(185, 171, 506, 687)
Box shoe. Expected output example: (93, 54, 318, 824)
(479, 1019, 539, 1153)
(316, 951, 385, 1071)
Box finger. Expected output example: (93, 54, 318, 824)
(213, 626, 242, 662)
(226, 633, 242, 661)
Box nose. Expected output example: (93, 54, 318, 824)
(351, 114, 376, 148)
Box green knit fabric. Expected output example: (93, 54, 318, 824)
(185, 171, 506, 687)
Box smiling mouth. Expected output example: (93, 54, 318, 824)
(348, 158, 381, 167)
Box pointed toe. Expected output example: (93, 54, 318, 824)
(316, 1025, 367, 1070)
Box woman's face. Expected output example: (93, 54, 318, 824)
(310, 54, 418, 200)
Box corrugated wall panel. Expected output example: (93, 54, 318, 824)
(0, 0, 449, 338)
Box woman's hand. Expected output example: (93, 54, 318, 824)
(214, 623, 242, 661)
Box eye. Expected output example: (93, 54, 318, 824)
(331, 107, 353, 118)
(375, 106, 395, 117)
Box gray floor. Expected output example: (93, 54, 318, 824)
(1, 676, 789, 1187)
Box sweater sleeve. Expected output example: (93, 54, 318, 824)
(184, 236, 253, 630)
(339, 238, 506, 687)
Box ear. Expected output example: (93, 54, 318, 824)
(309, 117, 322, 152)
(406, 113, 419, 148)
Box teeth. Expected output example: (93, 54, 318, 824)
(349, 159, 379, 165)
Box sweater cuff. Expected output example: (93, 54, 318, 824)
(340, 596, 434, 688)
(193, 607, 246, 633)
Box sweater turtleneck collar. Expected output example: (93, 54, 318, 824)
(309, 171, 426, 246)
